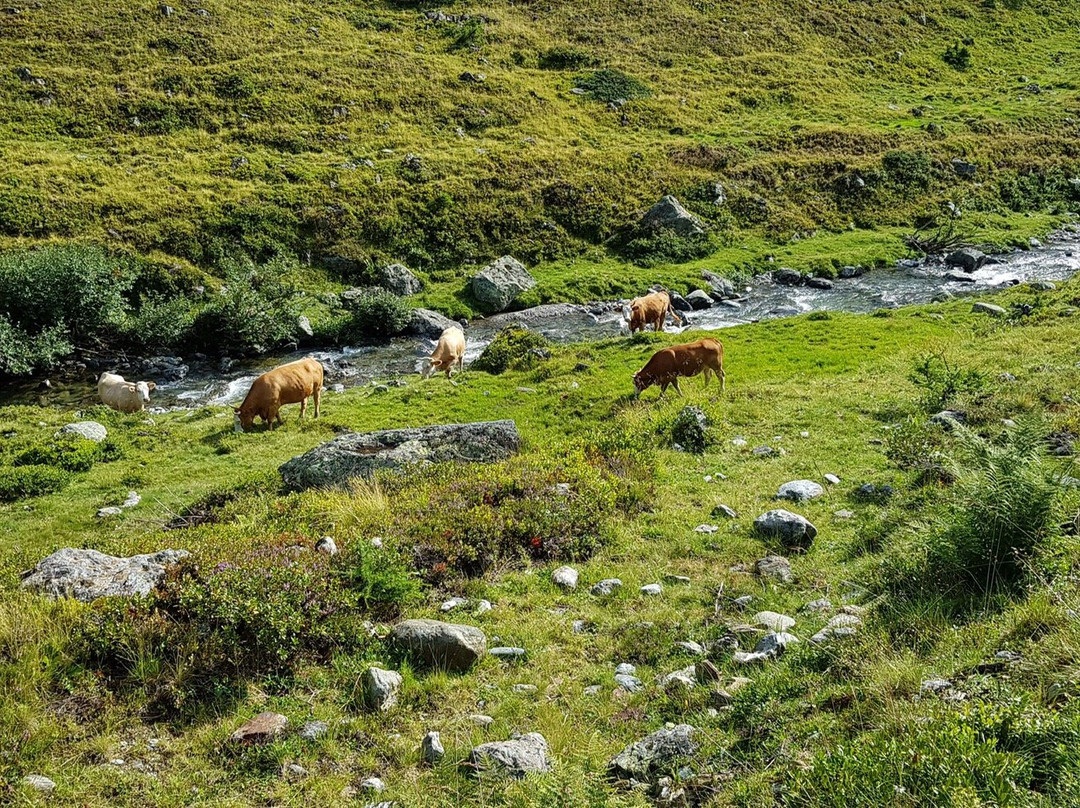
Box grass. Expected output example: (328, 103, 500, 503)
(3, 279, 1080, 805)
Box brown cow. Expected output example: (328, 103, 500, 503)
(633, 338, 725, 397)
(234, 357, 324, 432)
(421, 326, 466, 380)
(628, 290, 682, 334)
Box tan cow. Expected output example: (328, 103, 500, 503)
(633, 338, 725, 397)
(628, 291, 682, 334)
(97, 371, 156, 413)
(234, 357, 323, 432)
(421, 326, 466, 380)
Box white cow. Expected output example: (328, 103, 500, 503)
(421, 326, 466, 380)
(97, 372, 156, 413)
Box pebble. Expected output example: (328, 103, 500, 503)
(674, 640, 705, 655)
(121, 491, 141, 508)
(284, 763, 308, 779)
(300, 720, 329, 740)
(489, 646, 527, 660)
(640, 583, 663, 596)
(921, 678, 952, 693)
(694, 524, 719, 533)
(824, 474, 840, 485)
(469, 714, 494, 726)
(833, 510, 855, 519)
(591, 578, 622, 596)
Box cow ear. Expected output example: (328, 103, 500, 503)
(147, 382, 156, 390)
(233, 407, 240, 413)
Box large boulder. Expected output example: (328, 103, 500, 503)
(468, 733, 551, 778)
(410, 308, 460, 338)
(773, 268, 804, 286)
(946, 247, 987, 273)
(21, 548, 189, 602)
(684, 289, 713, 310)
(378, 263, 422, 296)
(279, 421, 521, 491)
(471, 256, 536, 313)
(639, 195, 704, 237)
(387, 618, 487, 672)
(608, 724, 698, 781)
(753, 510, 817, 550)
(57, 421, 107, 443)
(482, 303, 589, 329)
(701, 270, 736, 299)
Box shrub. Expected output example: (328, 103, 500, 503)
(943, 42, 972, 70)
(14, 436, 120, 472)
(884, 416, 951, 484)
(670, 406, 710, 454)
(575, 68, 651, 103)
(618, 228, 715, 266)
(910, 352, 986, 412)
(212, 71, 256, 99)
(882, 150, 933, 189)
(0, 316, 71, 376)
(472, 324, 551, 374)
(0, 466, 70, 502)
(190, 257, 300, 354)
(539, 46, 598, 70)
(120, 295, 196, 353)
(337, 289, 414, 340)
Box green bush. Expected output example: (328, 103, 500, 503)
(539, 46, 598, 70)
(0, 465, 70, 502)
(943, 42, 972, 70)
(619, 228, 715, 266)
(14, 436, 120, 472)
(120, 295, 196, 353)
(190, 257, 300, 354)
(882, 150, 933, 189)
(337, 289, 414, 340)
(885, 416, 951, 484)
(0, 316, 71, 376)
(910, 352, 986, 412)
(575, 68, 652, 103)
(472, 324, 551, 374)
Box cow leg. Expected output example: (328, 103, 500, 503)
(673, 377, 683, 396)
(702, 367, 712, 386)
(313, 387, 321, 419)
(720, 368, 726, 392)
(299, 397, 307, 421)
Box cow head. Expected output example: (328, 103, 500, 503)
(420, 357, 441, 379)
(136, 381, 156, 404)
(632, 371, 650, 397)
(234, 407, 255, 432)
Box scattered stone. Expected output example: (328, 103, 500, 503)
(120, 490, 141, 509)
(96, 506, 122, 518)
(475, 599, 492, 615)
(685, 289, 713, 310)
(806, 277, 834, 290)
(410, 308, 459, 338)
(972, 302, 1007, 317)
(470, 256, 536, 313)
(711, 504, 737, 519)
(387, 619, 487, 672)
(512, 684, 538, 694)
(300, 720, 328, 740)
(608, 724, 698, 781)
(931, 410, 966, 429)
(753, 510, 817, 549)
(675, 640, 705, 655)
(731, 437, 748, 447)
(23, 774, 56, 794)
(1029, 280, 1056, 291)
(659, 665, 697, 692)
(640, 583, 663, 596)
(315, 536, 338, 556)
(950, 158, 978, 178)
(776, 480, 824, 502)
(803, 598, 833, 613)
(694, 524, 719, 534)
(552, 566, 578, 590)
(615, 663, 636, 675)
(753, 611, 795, 632)
(230, 712, 288, 745)
(469, 733, 551, 778)
(751, 445, 774, 457)
(591, 578, 622, 596)
(584, 684, 602, 696)
(694, 659, 721, 683)
(615, 673, 644, 692)
(364, 667, 403, 712)
(773, 268, 804, 286)
(489, 646, 526, 661)
(921, 678, 952, 693)
(833, 509, 855, 519)
(824, 474, 840, 485)
(944, 270, 978, 283)
(421, 731, 445, 763)
(441, 597, 468, 613)
(21, 548, 189, 602)
(733, 595, 754, 610)
(755, 555, 792, 583)
(284, 763, 308, 779)
(946, 247, 986, 272)
(469, 714, 494, 726)
(57, 421, 107, 442)
(360, 777, 386, 792)
(639, 195, 705, 237)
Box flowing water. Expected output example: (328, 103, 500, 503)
(7, 232, 1079, 410)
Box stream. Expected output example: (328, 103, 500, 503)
(6, 232, 1078, 411)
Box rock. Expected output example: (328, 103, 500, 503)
(360, 777, 386, 792)
(591, 578, 622, 596)
(279, 421, 521, 492)
(824, 474, 840, 485)
(773, 268, 804, 286)
(675, 640, 705, 655)
(946, 247, 986, 272)
(231, 712, 288, 745)
(57, 421, 107, 442)
(659, 665, 697, 691)
(615, 673, 644, 692)
(694, 659, 721, 683)
(944, 270, 977, 283)
(459, 70, 486, 83)
(711, 504, 737, 520)
(470, 256, 536, 313)
(469, 714, 494, 726)
(300, 720, 329, 740)
(839, 265, 864, 278)
(551, 566, 578, 590)
(701, 271, 736, 298)
(753, 510, 817, 550)
(489, 646, 527, 661)
(315, 536, 338, 556)
(685, 289, 713, 310)
(96, 506, 122, 518)
(475, 599, 492, 615)
(920, 678, 952, 693)
(639, 195, 704, 237)
(855, 483, 894, 502)
(21, 548, 189, 602)
(669, 292, 693, 312)
(23, 774, 56, 794)
(972, 302, 1007, 317)
(584, 684, 602, 695)
(664, 574, 691, 585)
(834, 509, 855, 519)
(951, 158, 977, 177)
(615, 663, 636, 675)
(1029, 280, 1056, 291)
(694, 524, 719, 533)
(810, 613, 862, 644)
(121, 491, 141, 509)
(755, 555, 792, 584)
(468, 733, 551, 778)
(733, 594, 754, 610)
(608, 724, 698, 781)
(640, 583, 663, 596)
(512, 684, 538, 694)
(387, 619, 486, 672)
(482, 303, 590, 329)
(931, 410, 966, 429)
(378, 263, 422, 296)
(421, 731, 445, 764)
(284, 763, 308, 780)
(297, 315, 314, 338)
(806, 277, 834, 290)
(776, 480, 824, 502)
(159, 4, 174, 16)
(440, 596, 468, 613)
(410, 308, 459, 338)
(753, 611, 795, 632)
(364, 667, 403, 712)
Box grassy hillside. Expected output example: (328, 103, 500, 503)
(1, 0, 1079, 308)
(3, 280, 1080, 805)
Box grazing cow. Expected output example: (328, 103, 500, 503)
(628, 291, 682, 334)
(97, 371, 156, 413)
(421, 326, 466, 380)
(234, 357, 323, 432)
(633, 338, 725, 397)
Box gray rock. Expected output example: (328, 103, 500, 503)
(440, 596, 468, 613)
(387, 619, 487, 672)
(944, 270, 978, 283)
(753, 510, 817, 549)
(664, 574, 691, 585)
(803, 598, 833, 613)
(773, 268, 804, 286)
(824, 474, 840, 485)
(946, 247, 986, 272)
(316, 536, 338, 556)
(972, 302, 1007, 317)
(694, 523, 719, 534)
(659, 665, 697, 691)
(300, 720, 329, 740)
(951, 158, 977, 177)
(615, 662, 636, 675)
(921, 678, 952, 693)
(96, 507, 122, 518)
(23, 774, 56, 794)
(1029, 280, 1056, 291)
(379, 263, 422, 296)
(551, 566, 579, 590)
(614, 673, 644, 691)
(121, 490, 141, 509)
(471, 256, 536, 313)
(469, 714, 494, 726)
(674, 640, 705, 655)
(608, 724, 698, 780)
(421, 731, 444, 764)
(482, 303, 589, 329)
(489, 646, 526, 660)
(639, 195, 704, 237)
(21, 548, 189, 602)
(640, 583, 663, 596)
(297, 315, 314, 338)
(475, 599, 492, 615)
(753, 611, 795, 632)
(806, 277, 834, 290)
(753, 631, 799, 655)
(733, 595, 754, 610)
(931, 410, 966, 429)
(701, 271, 736, 299)
(755, 555, 792, 583)
(364, 667, 403, 712)
(469, 733, 551, 778)
(668, 292, 693, 312)
(711, 504, 737, 519)
(512, 683, 538, 694)
(685, 289, 713, 310)
(230, 712, 288, 745)
(776, 480, 824, 502)
(57, 421, 107, 443)
(360, 777, 386, 792)
(584, 684, 602, 696)
(410, 308, 459, 338)
(839, 265, 864, 278)
(279, 421, 520, 491)
(591, 578, 622, 596)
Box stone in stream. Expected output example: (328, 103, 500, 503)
(421, 731, 445, 763)
(591, 578, 622, 596)
(685, 289, 713, 310)
(363, 667, 403, 712)
(468, 732, 551, 778)
(21, 548, 189, 602)
(57, 421, 107, 442)
(639, 195, 704, 237)
(753, 510, 817, 549)
(776, 480, 824, 502)
(230, 712, 289, 745)
(551, 565, 578, 590)
(972, 302, 1007, 317)
(279, 421, 520, 492)
(470, 256, 536, 313)
(410, 308, 459, 338)
(773, 268, 804, 286)
(387, 619, 486, 672)
(944, 270, 978, 283)
(946, 247, 987, 272)
(701, 270, 736, 299)
(755, 555, 793, 583)
(608, 724, 698, 781)
(806, 277, 834, 290)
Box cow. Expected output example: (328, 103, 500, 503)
(421, 326, 466, 380)
(234, 357, 324, 432)
(97, 371, 156, 413)
(633, 338, 725, 397)
(628, 290, 682, 334)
